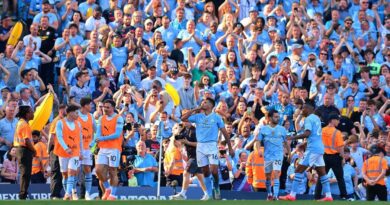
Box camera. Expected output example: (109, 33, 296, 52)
(133, 123, 139, 129)
(174, 124, 189, 140)
(219, 150, 226, 156)
(123, 160, 135, 171)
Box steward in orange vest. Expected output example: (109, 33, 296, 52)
(246, 141, 267, 191)
(362, 145, 388, 201)
(31, 130, 49, 184)
(13, 105, 36, 200)
(315, 114, 347, 199)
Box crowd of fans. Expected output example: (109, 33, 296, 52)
(0, 0, 389, 201)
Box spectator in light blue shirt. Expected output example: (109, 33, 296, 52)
(133, 141, 158, 187)
(32, 0, 59, 30)
(0, 105, 18, 159)
(361, 99, 385, 133)
(156, 16, 179, 52)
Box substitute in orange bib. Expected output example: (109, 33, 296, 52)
(94, 99, 124, 200)
(13, 105, 36, 200)
(54, 105, 83, 200)
(362, 145, 388, 201)
(315, 114, 347, 199)
(78, 97, 96, 200)
(31, 130, 49, 183)
(246, 141, 267, 192)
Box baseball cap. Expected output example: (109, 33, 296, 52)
(249, 6, 258, 13)
(1, 86, 10, 92)
(144, 18, 153, 25)
(169, 66, 179, 74)
(42, 0, 51, 4)
(148, 65, 157, 70)
(183, 72, 192, 79)
(308, 52, 317, 58)
(344, 16, 353, 22)
(267, 15, 277, 20)
(328, 114, 340, 121)
(269, 54, 277, 59)
(268, 26, 277, 33)
(1, 13, 11, 21)
(291, 44, 303, 50)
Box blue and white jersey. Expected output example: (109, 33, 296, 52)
(188, 112, 224, 143)
(257, 125, 287, 161)
(304, 114, 324, 154)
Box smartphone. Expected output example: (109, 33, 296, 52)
(247, 107, 252, 114)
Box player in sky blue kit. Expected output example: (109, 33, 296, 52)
(257, 110, 291, 200)
(280, 103, 333, 201)
(182, 97, 234, 200)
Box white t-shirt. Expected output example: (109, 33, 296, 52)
(166, 76, 184, 91)
(350, 147, 369, 178)
(85, 17, 107, 31)
(23, 35, 42, 51)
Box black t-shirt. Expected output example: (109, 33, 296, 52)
(350, 111, 362, 123)
(92, 89, 113, 102)
(103, 9, 115, 23)
(247, 100, 269, 120)
(170, 49, 184, 65)
(337, 116, 354, 135)
(365, 87, 382, 103)
(39, 26, 57, 54)
(0, 25, 11, 53)
(185, 126, 197, 159)
(314, 105, 340, 127)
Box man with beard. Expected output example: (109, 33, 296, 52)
(182, 98, 235, 200)
(257, 110, 290, 200)
(32, 0, 59, 30)
(38, 16, 57, 85)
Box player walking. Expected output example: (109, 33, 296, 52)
(54, 105, 82, 200)
(257, 110, 291, 200)
(78, 98, 96, 200)
(94, 99, 124, 200)
(280, 103, 333, 201)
